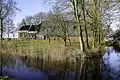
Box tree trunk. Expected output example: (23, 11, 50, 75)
(8, 32, 10, 39)
(73, 0, 85, 52)
(44, 36, 46, 40)
(0, 18, 3, 39)
(98, 25, 101, 45)
(79, 25, 85, 51)
(48, 37, 51, 43)
(68, 37, 71, 45)
(0, 8, 3, 74)
(83, 17, 89, 49)
(76, 14, 85, 52)
(82, 0, 90, 49)
(35, 34, 37, 40)
(0, 0, 2, 40)
(92, 30, 95, 49)
(0, 55, 3, 76)
(12, 32, 15, 38)
(63, 37, 67, 46)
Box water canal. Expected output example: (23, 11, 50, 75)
(0, 47, 119, 80)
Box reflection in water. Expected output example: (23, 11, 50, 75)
(0, 52, 101, 80)
(102, 47, 120, 80)
(1, 47, 120, 80)
(2, 57, 47, 80)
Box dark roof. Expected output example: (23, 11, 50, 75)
(19, 25, 30, 30)
(19, 22, 43, 32)
(29, 25, 37, 31)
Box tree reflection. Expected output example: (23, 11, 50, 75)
(0, 50, 103, 80)
(20, 53, 101, 80)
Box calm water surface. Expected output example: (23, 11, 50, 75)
(0, 47, 119, 80)
(102, 47, 120, 80)
(0, 56, 80, 80)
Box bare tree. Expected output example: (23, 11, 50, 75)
(25, 16, 34, 25)
(19, 12, 47, 26)
(34, 12, 47, 25)
(4, 17, 15, 38)
(0, 0, 19, 39)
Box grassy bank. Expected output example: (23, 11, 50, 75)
(0, 39, 105, 61)
(0, 39, 104, 80)
(0, 40, 81, 60)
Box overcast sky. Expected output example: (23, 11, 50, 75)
(14, 0, 49, 26)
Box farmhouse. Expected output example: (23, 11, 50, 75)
(18, 24, 42, 40)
